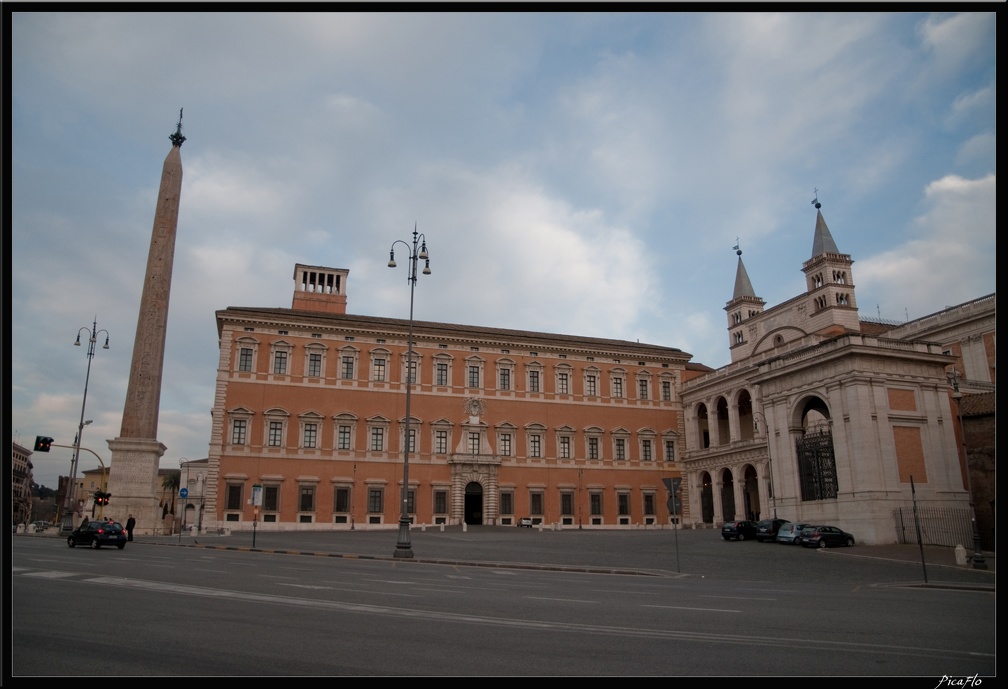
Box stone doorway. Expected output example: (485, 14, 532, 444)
(463, 481, 483, 525)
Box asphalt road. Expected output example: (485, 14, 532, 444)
(13, 526, 995, 677)
(59, 523, 996, 589)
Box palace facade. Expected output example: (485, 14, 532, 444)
(202, 264, 695, 532)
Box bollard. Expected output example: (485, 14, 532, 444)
(440, 523, 444, 532)
(954, 544, 968, 566)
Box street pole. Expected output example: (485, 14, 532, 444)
(388, 224, 430, 559)
(62, 319, 109, 532)
(753, 411, 777, 519)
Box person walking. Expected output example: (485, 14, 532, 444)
(126, 514, 136, 542)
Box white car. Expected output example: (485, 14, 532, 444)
(517, 517, 534, 528)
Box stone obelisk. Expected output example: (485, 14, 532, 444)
(106, 111, 186, 536)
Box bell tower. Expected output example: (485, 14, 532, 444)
(801, 193, 860, 335)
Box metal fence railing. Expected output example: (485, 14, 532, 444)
(893, 506, 989, 549)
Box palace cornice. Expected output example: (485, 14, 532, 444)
(217, 307, 691, 363)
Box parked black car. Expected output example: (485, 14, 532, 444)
(721, 520, 759, 541)
(801, 525, 855, 548)
(67, 520, 127, 549)
(755, 518, 791, 542)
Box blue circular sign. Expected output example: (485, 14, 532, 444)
(180, 488, 189, 498)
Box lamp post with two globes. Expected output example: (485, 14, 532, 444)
(388, 224, 430, 559)
(61, 319, 109, 532)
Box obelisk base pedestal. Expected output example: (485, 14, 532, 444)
(106, 436, 167, 537)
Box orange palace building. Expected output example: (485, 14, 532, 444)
(202, 264, 697, 532)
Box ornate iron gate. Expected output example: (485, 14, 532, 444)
(796, 426, 838, 501)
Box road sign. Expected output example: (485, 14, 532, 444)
(180, 488, 188, 498)
(251, 484, 262, 506)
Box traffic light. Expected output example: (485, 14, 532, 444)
(34, 436, 53, 452)
(93, 491, 111, 506)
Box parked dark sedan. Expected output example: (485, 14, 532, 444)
(755, 518, 791, 542)
(801, 525, 855, 548)
(721, 520, 759, 541)
(67, 520, 127, 549)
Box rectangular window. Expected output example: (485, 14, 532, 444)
(558, 373, 569, 394)
(639, 379, 648, 400)
(641, 439, 652, 461)
(615, 438, 626, 461)
(561, 492, 574, 516)
(499, 433, 511, 457)
(308, 352, 322, 377)
(613, 377, 624, 398)
(435, 430, 448, 454)
(367, 488, 383, 513)
(268, 421, 283, 447)
(529, 434, 542, 458)
(407, 358, 417, 385)
(303, 422, 318, 449)
(231, 419, 247, 445)
(665, 440, 676, 462)
(299, 486, 315, 512)
(263, 485, 279, 511)
(436, 362, 449, 386)
(586, 375, 597, 397)
(559, 436, 571, 459)
(590, 492, 602, 516)
(529, 370, 540, 393)
(373, 358, 386, 382)
(239, 348, 253, 372)
(499, 368, 510, 390)
(618, 493, 630, 516)
(338, 425, 351, 450)
(273, 351, 288, 375)
(588, 437, 599, 460)
(530, 492, 544, 516)
(662, 380, 672, 401)
(370, 428, 384, 452)
(434, 490, 448, 514)
(334, 487, 350, 513)
(342, 356, 354, 379)
(406, 489, 416, 514)
(500, 492, 513, 516)
(227, 484, 242, 511)
(407, 427, 416, 453)
(469, 432, 480, 454)
(468, 365, 480, 388)
(644, 493, 655, 516)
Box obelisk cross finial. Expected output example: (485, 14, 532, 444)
(169, 108, 186, 148)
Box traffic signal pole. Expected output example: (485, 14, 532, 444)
(50, 443, 107, 523)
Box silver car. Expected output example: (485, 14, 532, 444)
(776, 522, 810, 544)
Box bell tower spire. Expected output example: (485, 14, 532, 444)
(801, 191, 860, 334)
(725, 241, 765, 360)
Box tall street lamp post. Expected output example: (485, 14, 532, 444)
(753, 411, 777, 520)
(388, 224, 430, 559)
(62, 319, 109, 532)
(950, 372, 987, 569)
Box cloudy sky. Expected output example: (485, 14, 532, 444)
(9, 10, 996, 490)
